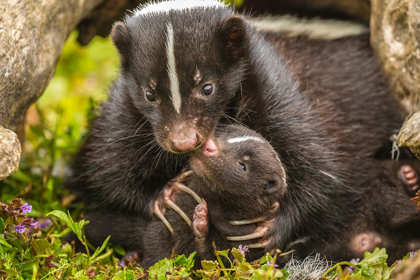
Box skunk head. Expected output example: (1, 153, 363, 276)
(112, 1, 249, 153)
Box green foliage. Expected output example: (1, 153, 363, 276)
(195, 249, 288, 280)
(0, 198, 144, 279)
(322, 248, 398, 280)
(0, 198, 291, 279)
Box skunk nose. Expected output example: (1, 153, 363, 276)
(171, 133, 202, 152)
(202, 138, 218, 157)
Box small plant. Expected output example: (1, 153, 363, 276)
(321, 248, 401, 280)
(0, 198, 144, 279)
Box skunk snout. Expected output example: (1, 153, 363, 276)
(202, 138, 218, 157)
(168, 125, 203, 153)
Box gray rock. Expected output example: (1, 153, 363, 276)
(371, 0, 420, 114)
(0, 125, 21, 181)
(0, 0, 103, 133)
(398, 111, 420, 159)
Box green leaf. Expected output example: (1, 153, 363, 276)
(351, 248, 391, 280)
(185, 252, 196, 270)
(47, 210, 88, 242)
(402, 252, 411, 260)
(148, 258, 173, 279)
(172, 254, 188, 266)
(0, 235, 13, 248)
(259, 253, 273, 265)
(78, 219, 86, 231)
(216, 249, 230, 259)
(274, 269, 289, 280)
(359, 248, 388, 266)
(236, 262, 253, 276)
(61, 243, 72, 254)
(74, 253, 89, 267)
(32, 239, 52, 256)
(112, 245, 126, 256)
(47, 210, 73, 226)
(18, 260, 38, 272)
(201, 260, 218, 271)
(91, 236, 110, 261)
(231, 247, 245, 263)
(0, 216, 4, 232)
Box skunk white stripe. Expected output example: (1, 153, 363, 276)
(134, 0, 225, 16)
(227, 136, 265, 144)
(166, 23, 181, 114)
(249, 15, 368, 39)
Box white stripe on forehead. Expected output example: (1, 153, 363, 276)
(227, 136, 265, 144)
(165, 23, 182, 114)
(134, 0, 225, 16)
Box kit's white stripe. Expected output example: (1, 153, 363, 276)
(249, 15, 368, 39)
(227, 136, 265, 144)
(166, 23, 181, 114)
(134, 0, 225, 16)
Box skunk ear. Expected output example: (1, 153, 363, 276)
(111, 22, 131, 68)
(220, 15, 247, 61)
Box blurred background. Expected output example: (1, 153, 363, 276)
(0, 31, 119, 213)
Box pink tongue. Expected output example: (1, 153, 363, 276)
(202, 138, 218, 157)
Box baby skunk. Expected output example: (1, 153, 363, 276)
(142, 124, 286, 267)
(80, 124, 286, 267)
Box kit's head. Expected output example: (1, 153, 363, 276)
(112, 1, 249, 153)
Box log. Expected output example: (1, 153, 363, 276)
(371, 0, 420, 157)
(397, 111, 420, 158)
(370, 0, 420, 114)
(77, 0, 146, 45)
(77, 0, 371, 46)
(391, 251, 420, 280)
(240, 0, 370, 23)
(0, 126, 21, 181)
(0, 0, 104, 135)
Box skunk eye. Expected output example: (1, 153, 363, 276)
(201, 84, 214, 96)
(239, 162, 247, 171)
(145, 91, 156, 102)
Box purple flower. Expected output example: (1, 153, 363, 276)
(239, 244, 249, 255)
(345, 266, 357, 274)
(38, 218, 52, 230)
(344, 258, 360, 274)
(20, 203, 32, 214)
(267, 260, 279, 268)
(350, 258, 360, 264)
(410, 251, 417, 258)
(118, 262, 126, 268)
(16, 225, 26, 234)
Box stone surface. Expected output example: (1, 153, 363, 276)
(0, 0, 103, 134)
(398, 111, 420, 159)
(0, 125, 21, 181)
(371, 0, 420, 114)
(392, 250, 420, 280)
